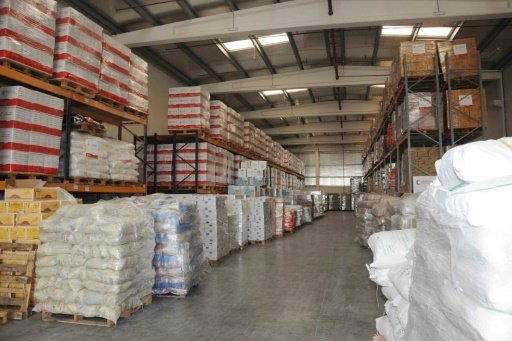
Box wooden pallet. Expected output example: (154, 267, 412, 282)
(71, 177, 107, 186)
(208, 250, 234, 266)
(95, 95, 127, 111)
(71, 122, 106, 137)
(51, 79, 96, 98)
(125, 106, 149, 118)
(0, 172, 56, 184)
(0, 60, 50, 82)
(0, 310, 7, 325)
(106, 180, 140, 187)
(248, 236, 275, 246)
(41, 294, 152, 327)
(0, 243, 36, 321)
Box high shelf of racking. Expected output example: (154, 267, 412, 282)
(362, 39, 486, 193)
(0, 64, 147, 195)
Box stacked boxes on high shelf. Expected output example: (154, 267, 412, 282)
(0, 187, 75, 244)
(400, 147, 438, 192)
(52, 7, 103, 94)
(0, 0, 57, 76)
(446, 89, 482, 129)
(237, 160, 267, 187)
(0, 86, 64, 174)
(438, 38, 479, 81)
(98, 34, 131, 105)
(396, 92, 439, 135)
(210, 100, 228, 141)
(168, 86, 210, 131)
(226, 107, 244, 148)
(128, 53, 149, 114)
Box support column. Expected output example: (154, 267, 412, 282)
(315, 148, 320, 190)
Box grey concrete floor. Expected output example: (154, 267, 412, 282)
(1, 212, 381, 341)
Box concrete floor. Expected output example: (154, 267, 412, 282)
(1, 212, 381, 341)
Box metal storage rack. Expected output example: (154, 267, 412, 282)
(144, 130, 305, 194)
(362, 52, 485, 193)
(0, 64, 147, 195)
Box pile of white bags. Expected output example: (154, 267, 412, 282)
(368, 229, 416, 341)
(66, 131, 109, 179)
(136, 194, 209, 296)
(33, 200, 155, 323)
(107, 138, 139, 182)
(406, 137, 512, 340)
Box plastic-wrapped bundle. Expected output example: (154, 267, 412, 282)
(225, 198, 249, 250)
(247, 197, 274, 242)
(66, 131, 109, 179)
(34, 200, 155, 323)
(274, 198, 284, 236)
(302, 206, 313, 223)
(283, 207, 297, 232)
(137, 194, 209, 296)
(107, 138, 139, 182)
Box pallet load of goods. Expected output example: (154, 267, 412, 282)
(362, 37, 482, 189)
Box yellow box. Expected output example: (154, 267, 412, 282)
(4, 188, 35, 201)
(0, 213, 15, 226)
(24, 201, 60, 213)
(41, 212, 54, 220)
(14, 226, 39, 240)
(35, 188, 59, 200)
(7, 202, 24, 213)
(16, 213, 42, 226)
(0, 202, 6, 213)
(59, 200, 74, 207)
(0, 226, 13, 240)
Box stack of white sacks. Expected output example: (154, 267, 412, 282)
(405, 137, 512, 340)
(107, 138, 140, 182)
(369, 229, 416, 341)
(34, 200, 155, 323)
(135, 194, 209, 296)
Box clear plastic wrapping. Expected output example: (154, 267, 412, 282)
(34, 200, 155, 323)
(107, 138, 139, 182)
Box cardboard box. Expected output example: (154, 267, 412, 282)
(0, 202, 6, 213)
(0, 213, 15, 226)
(446, 89, 483, 129)
(16, 213, 43, 226)
(7, 202, 24, 213)
(35, 188, 59, 200)
(438, 38, 478, 80)
(0, 226, 13, 240)
(13, 226, 39, 240)
(4, 188, 35, 201)
(24, 201, 60, 214)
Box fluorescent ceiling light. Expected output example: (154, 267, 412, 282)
(371, 84, 385, 88)
(262, 88, 307, 96)
(286, 88, 307, 93)
(224, 39, 253, 51)
(381, 26, 413, 36)
(417, 27, 452, 38)
(259, 33, 289, 46)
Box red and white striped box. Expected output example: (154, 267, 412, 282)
(264, 135, 272, 161)
(168, 86, 210, 131)
(210, 100, 228, 141)
(99, 33, 131, 105)
(254, 128, 267, 158)
(214, 146, 227, 187)
(243, 122, 256, 151)
(128, 53, 148, 114)
(225, 150, 235, 185)
(0, 86, 63, 174)
(52, 6, 102, 93)
(226, 107, 243, 148)
(0, 0, 57, 76)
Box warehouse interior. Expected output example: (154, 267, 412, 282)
(1, 0, 512, 340)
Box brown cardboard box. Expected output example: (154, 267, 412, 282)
(35, 188, 60, 200)
(438, 38, 478, 80)
(7, 202, 24, 213)
(24, 201, 60, 214)
(0, 213, 15, 226)
(16, 213, 43, 226)
(446, 89, 483, 129)
(401, 147, 438, 190)
(0, 202, 6, 213)
(4, 188, 36, 201)
(398, 41, 437, 78)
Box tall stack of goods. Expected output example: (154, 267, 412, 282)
(327, 194, 341, 211)
(137, 195, 209, 296)
(0, 86, 64, 174)
(107, 139, 139, 182)
(128, 53, 149, 114)
(226, 107, 243, 148)
(243, 122, 256, 151)
(0, 0, 57, 76)
(34, 200, 155, 323)
(65, 131, 109, 179)
(210, 100, 228, 141)
(168, 86, 210, 131)
(302, 206, 313, 224)
(401, 147, 437, 191)
(274, 197, 284, 236)
(396, 93, 438, 135)
(247, 197, 274, 242)
(99, 34, 131, 105)
(368, 229, 416, 341)
(226, 198, 249, 250)
(177, 142, 216, 187)
(52, 7, 103, 94)
(341, 194, 352, 211)
(287, 205, 303, 227)
(283, 207, 297, 233)
(406, 138, 512, 340)
(214, 147, 228, 187)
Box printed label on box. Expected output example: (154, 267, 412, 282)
(85, 140, 99, 159)
(412, 43, 426, 55)
(459, 95, 473, 107)
(453, 44, 468, 56)
(419, 97, 433, 109)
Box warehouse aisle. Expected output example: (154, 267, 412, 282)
(1, 212, 380, 341)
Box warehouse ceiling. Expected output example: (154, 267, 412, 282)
(61, 0, 512, 151)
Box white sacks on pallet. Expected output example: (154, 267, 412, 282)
(406, 138, 512, 340)
(135, 194, 209, 296)
(53, 7, 103, 93)
(66, 131, 109, 179)
(107, 138, 139, 182)
(33, 200, 155, 323)
(368, 229, 416, 269)
(0, 86, 64, 174)
(0, 0, 57, 76)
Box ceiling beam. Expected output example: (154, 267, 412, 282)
(115, 0, 512, 47)
(493, 48, 512, 69)
(479, 18, 512, 52)
(287, 32, 316, 104)
(276, 135, 367, 146)
(287, 145, 364, 153)
(263, 120, 372, 135)
(202, 65, 389, 94)
(240, 100, 379, 119)
(366, 26, 382, 99)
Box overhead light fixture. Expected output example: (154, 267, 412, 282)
(258, 33, 289, 46)
(371, 84, 386, 88)
(224, 39, 253, 51)
(381, 26, 414, 36)
(286, 88, 307, 93)
(262, 88, 307, 96)
(417, 27, 452, 38)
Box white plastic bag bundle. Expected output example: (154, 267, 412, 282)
(388, 262, 412, 302)
(135, 194, 209, 296)
(34, 200, 155, 323)
(107, 138, 139, 182)
(368, 229, 417, 269)
(67, 131, 109, 179)
(376, 316, 396, 341)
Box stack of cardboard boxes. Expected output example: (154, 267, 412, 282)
(98, 34, 131, 105)
(401, 147, 438, 191)
(168, 86, 210, 131)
